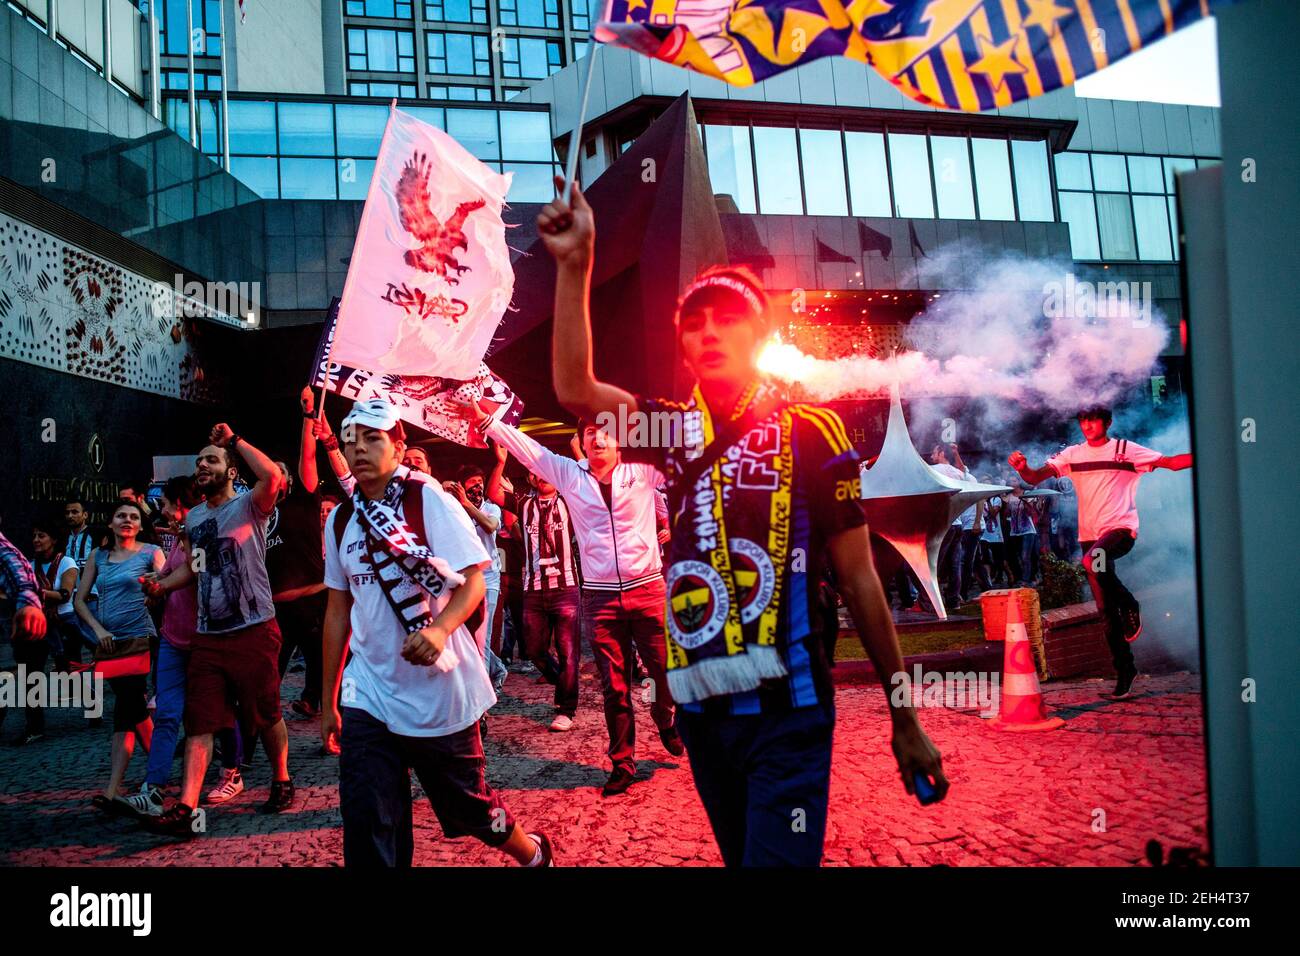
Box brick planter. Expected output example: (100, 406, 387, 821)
(1039, 601, 1114, 679)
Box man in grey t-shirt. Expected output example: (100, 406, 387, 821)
(143, 423, 296, 837)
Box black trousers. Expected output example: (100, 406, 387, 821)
(276, 589, 327, 707)
(7, 638, 50, 734)
(1080, 529, 1138, 674)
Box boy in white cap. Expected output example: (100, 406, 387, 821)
(321, 399, 552, 867)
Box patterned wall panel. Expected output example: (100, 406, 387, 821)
(0, 212, 225, 403)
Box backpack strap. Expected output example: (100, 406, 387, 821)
(332, 497, 356, 553)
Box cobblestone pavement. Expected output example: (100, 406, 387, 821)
(0, 657, 1207, 867)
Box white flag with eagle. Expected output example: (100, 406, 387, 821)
(331, 106, 513, 381)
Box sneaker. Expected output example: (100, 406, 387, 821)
(258, 778, 295, 814)
(144, 803, 201, 839)
(526, 831, 554, 867)
(288, 699, 321, 720)
(205, 767, 244, 806)
(1122, 605, 1143, 643)
(601, 767, 635, 798)
(1108, 670, 1140, 700)
(479, 714, 490, 740)
(658, 726, 685, 757)
(121, 783, 165, 818)
(549, 714, 574, 733)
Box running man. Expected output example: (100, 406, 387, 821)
(1009, 406, 1192, 699)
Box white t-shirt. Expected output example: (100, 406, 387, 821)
(324, 480, 494, 737)
(38, 555, 78, 615)
(470, 500, 502, 589)
(932, 462, 973, 527)
(1047, 438, 1162, 542)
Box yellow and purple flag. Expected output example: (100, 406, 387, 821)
(595, 0, 1230, 112)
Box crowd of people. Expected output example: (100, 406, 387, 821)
(0, 177, 1191, 867)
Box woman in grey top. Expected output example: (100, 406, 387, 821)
(75, 500, 165, 812)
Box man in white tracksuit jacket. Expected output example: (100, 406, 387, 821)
(476, 412, 682, 798)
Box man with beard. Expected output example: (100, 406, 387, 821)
(142, 423, 294, 836)
(443, 466, 508, 693)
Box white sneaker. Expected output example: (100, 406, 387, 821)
(549, 714, 574, 732)
(121, 782, 165, 817)
(205, 767, 244, 805)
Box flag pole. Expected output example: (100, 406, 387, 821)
(561, 4, 603, 206)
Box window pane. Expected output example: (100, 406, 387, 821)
(1162, 156, 1196, 193)
(1095, 192, 1137, 259)
(1012, 140, 1054, 221)
(447, 108, 499, 159)
(279, 158, 337, 199)
(799, 128, 848, 216)
(888, 133, 933, 218)
(335, 104, 388, 158)
(705, 124, 756, 214)
(504, 163, 556, 202)
(1132, 195, 1173, 260)
(1058, 192, 1100, 260)
(1168, 195, 1180, 259)
(930, 135, 975, 219)
(228, 100, 276, 154)
(501, 111, 552, 161)
(971, 138, 1015, 220)
(405, 106, 445, 129)
(366, 29, 399, 70)
(844, 131, 890, 217)
(338, 159, 377, 201)
(752, 126, 802, 214)
(229, 156, 279, 198)
(278, 102, 334, 156)
(1053, 151, 1092, 190)
(1091, 153, 1128, 191)
(1128, 155, 1163, 193)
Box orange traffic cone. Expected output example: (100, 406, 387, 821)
(987, 593, 1065, 732)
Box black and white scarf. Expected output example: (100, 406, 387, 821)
(353, 465, 465, 636)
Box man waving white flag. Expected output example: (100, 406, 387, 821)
(331, 106, 513, 381)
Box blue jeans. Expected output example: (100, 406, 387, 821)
(678, 702, 836, 867)
(145, 640, 188, 788)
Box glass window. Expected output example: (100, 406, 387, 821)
(799, 128, 848, 216)
(1162, 156, 1196, 193)
(930, 135, 975, 219)
(504, 163, 557, 202)
(229, 156, 279, 198)
(348, 28, 415, 71)
(705, 124, 756, 214)
(1058, 192, 1100, 260)
(1095, 192, 1137, 259)
(446, 86, 491, 101)
(279, 158, 337, 200)
(428, 31, 490, 76)
(501, 111, 552, 161)
(887, 133, 934, 218)
(1127, 155, 1163, 193)
(227, 100, 277, 154)
(572, 6, 591, 32)
(1167, 195, 1180, 259)
(1132, 195, 1173, 260)
(338, 158, 377, 201)
(277, 102, 335, 156)
(1011, 140, 1053, 221)
(349, 81, 417, 97)
(1053, 151, 1092, 190)
(844, 131, 890, 217)
(970, 138, 1015, 220)
(1091, 153, 1128, 191)
(346, 1, 414, 16)
(425, 0, 488, 22)
(502, 37, 563, 79)
(335, 104, 388, 158)
(500, 0, 559, 28)
(447, 108, 499, 159)
(752, 126, 802, 214)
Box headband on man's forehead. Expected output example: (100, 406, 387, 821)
(678, 273, 766, 319)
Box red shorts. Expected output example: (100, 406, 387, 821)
(183, 618, 283, 736)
